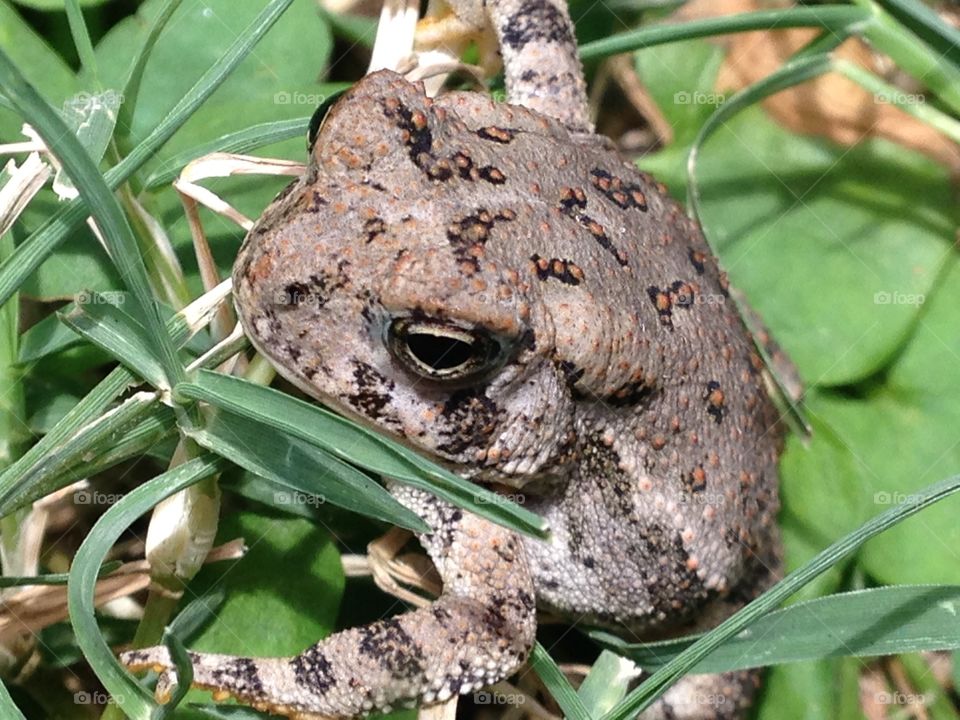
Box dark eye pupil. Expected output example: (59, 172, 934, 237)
(405, 334, 475, 371)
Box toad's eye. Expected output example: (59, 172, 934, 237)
(386, 319, 505, 382)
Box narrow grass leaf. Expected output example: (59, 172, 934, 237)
(875, 0, 960, 68)
(189, 706, 272, 719)
(64, 0, 99, 82)
(579, 6, 869, 60)
(577, 650, 638, 716)
(0, 561, 122, 587)
(685, 52, 833, 439)
(39, 408, 177, 495)
(0, 0, 295, 311)
(530, 642, 590, 720)
(58, 294, 169, 389)
(68, 454, 228, 720)
(168, 587, 227, 641)
(856, 0, 960, 115)
(176, 370, 548, 537)
(156, 629, 194, 719)
(593, 585, 960, 674)
(602, 473, 960, 719)
(144, 117, 311, 188)
(185, 409, 428, 532)
(0, 391, 162, 514)
(0, 49, 182, 386)
(833, 59, 960, 144)
(17, 308, 83, 363)
(117, 0, 185, 139)
(0, 367, 138, 516)
(0, 681, 25, 720)
(0, 290, 214, 517)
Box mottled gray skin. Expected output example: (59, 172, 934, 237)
(122, 2, 782, 718)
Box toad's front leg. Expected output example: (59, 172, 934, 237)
(121, 486, 536, 719)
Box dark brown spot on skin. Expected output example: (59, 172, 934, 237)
(447, 209, 516, 272)
(689, 248, 707, 274)
(281, 282, 310, 307)
(555, 359, 585, 393)
(382, 99, 433, 169)
(453, 151, 476, 180)
(589, 168, 648, 211)
(558, 189, 628, 266)
(357, 619, 425, 680)
(479, 166, 507, 184)
(670, 280, 696, 308)
(348, 362, 395, 419)
(437, 388, 500, 455)
(605, 379, 656, 407)
(529, 253, 584, 285)
(705, 380, 725, 424)
(290, 646, 336, 693)
(686, 466, 707, 493)
(500, 0, 576, 50)
(364, 217, 386, 243)
(647, 286, 673, 328)
(477, 126, 516, 143)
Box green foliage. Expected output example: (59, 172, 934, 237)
(0, 1, 958, 718)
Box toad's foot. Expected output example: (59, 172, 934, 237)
(121, 489, 536, 718)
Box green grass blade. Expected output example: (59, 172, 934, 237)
(156, 629, 194, 719)
(176, 371, 548, 538)
(686, 51, 832, 215)
(68, 454, 228, 720)
(874, 0, 960, 69)
(38, 408, 177, 498)
(682, 52, 832, 439)
(0, 50, 183, 388)
(17, 305, 83, 364)
(579, 5, 869, 60)
(855, 0, 960, 115)
(58, 293, 170, 390)
(167, 587, 226, 641)
(593, 585, 960, 673)
(117, 0, 185, 141)
(833, 59, 960, 144)
(144, 117, 311, 188)
(577, 651, 637, 716)
(0, 367, 138, 516)
(185, 409, 429, 532)
(530, 642, 590, 720)
(0, 391, 160, 515)
(0, 680, 26, 720)
(0, 0, 296, 312)
(64, 0, 99, 83)
(601, 473, 960, 719)
(0, 561, 122, 588)
(0, 295, 207, 517)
